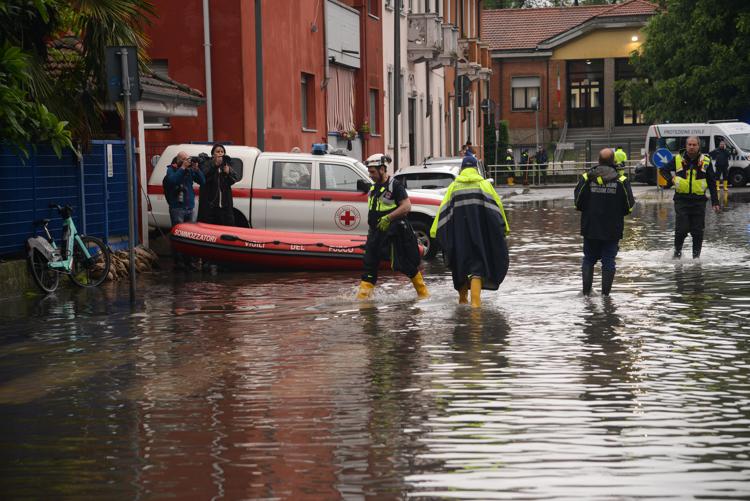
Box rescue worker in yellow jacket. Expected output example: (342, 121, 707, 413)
(430, 155, 510, 307)
(659, 136, 720, 259)
(356, 153, 429, 300)
(614, 146, 628, 175)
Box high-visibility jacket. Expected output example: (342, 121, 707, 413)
(574, 165, 635, 241)
(367, 176, 404, 228)
(660, 153, 719, 205)
(673, 154, 710, 196)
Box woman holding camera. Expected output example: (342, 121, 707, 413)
(197, 143, 239, 226)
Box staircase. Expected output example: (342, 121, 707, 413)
(564, 126, 649, 164)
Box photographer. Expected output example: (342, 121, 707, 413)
(164, 151, 206, 269)
(197, 143, 239, 226)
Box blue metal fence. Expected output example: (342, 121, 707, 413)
(0, 140, 136, 257)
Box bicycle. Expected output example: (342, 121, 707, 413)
(26, 204, 112, 293)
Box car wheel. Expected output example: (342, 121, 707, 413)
(410, 219, 438, 260)
(729, 168, 747, 187)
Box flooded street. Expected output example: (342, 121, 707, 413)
(2, 195, 750, 500)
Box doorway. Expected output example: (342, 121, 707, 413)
(567, 59, 603, 128)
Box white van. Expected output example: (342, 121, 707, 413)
(146, 144, 444, 257)
(636, 121, 750, 186)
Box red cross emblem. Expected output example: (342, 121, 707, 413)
(340, 211, 355, 226)
(334, 205, 360, 231)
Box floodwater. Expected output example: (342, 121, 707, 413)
(2, 193, 750, 500)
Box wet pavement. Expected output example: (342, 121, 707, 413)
(1, 191, 750, 499)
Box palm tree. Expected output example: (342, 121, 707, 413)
(0, 0, 154, 151)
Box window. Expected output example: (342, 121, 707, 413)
(511, 76, 540, 111)
(320, 163, 360, 191)
(648, 136, 710, 154)
(272, 162, 312, 189)
(369, 89, 378, 134)
(396, 172, 454, 190)
(301, 73, 316, 130)
(615, 58, 646, 126)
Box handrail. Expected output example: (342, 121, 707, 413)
(553, 120, 568, 164)
(486, 159, 640, 186)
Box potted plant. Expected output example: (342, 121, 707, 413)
(359, 120, 371, 139)
(338, 128, 358, 150)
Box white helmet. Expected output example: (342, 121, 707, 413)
(365, 153, 392, 168)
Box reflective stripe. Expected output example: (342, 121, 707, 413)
(435, 191, 504, 232)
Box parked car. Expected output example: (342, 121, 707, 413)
(147, 145, 444, 258)
(393, 157, 493, 193)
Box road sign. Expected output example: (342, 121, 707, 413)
(556, 142, 574, 150)
(652, 148, 673, 168)
(105, 46, 141, 104)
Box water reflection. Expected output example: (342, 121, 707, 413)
(1, 199, 750, 499)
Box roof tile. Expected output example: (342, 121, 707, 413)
(482, 0, 658, 52)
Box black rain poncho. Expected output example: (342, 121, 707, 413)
(430, 168, 510, 291)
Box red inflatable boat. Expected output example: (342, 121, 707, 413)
(170, 223, 380, 271)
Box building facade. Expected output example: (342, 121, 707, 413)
(482, 0, 657, 147)
(144, 0, 384, 159)
(382, 0, 492, 170)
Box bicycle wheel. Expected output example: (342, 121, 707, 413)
(28, 248, 60, 293)
(69, 236, 111, 287)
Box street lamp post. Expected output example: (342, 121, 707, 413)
(531, 96, 540, 185)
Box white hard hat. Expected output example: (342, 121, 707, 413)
(364, 153, 392, 168)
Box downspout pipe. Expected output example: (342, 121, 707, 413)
(255, 0, 265, 150)
(202, 0, 214, 142)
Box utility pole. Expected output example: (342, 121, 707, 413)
(393, 0, 400, 171)
(120, 48, 136, 302)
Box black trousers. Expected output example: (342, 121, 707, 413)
(674, 198, 706, 250)
(361, 222, 419, 284)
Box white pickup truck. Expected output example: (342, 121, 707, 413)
(147, 144, 444, 257)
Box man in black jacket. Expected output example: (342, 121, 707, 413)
(660, 136, 720, 259)
(574, 148, 635, 296)
(709, 139, 732, 192)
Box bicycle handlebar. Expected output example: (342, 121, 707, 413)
(48, 204, 73, 216)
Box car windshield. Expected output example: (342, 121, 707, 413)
(730, 133, 750, 151)
(396, 173, 454, 190)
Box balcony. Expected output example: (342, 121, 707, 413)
(478, 44, 492, 81)
(457, 38, 481, 79)
(407, 12, 442, 64)
(430, 23, 459, 69)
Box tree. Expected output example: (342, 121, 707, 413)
(0, 1, 72, 157)
(621, 0, 750, 122)
(0, 0, 153, 157)
(483, 0, 620, 7)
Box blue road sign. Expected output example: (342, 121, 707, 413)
(652, 148, 673, 168)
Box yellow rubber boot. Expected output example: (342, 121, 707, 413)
(724, 180, 729, 191)
(356, 281, 374, 300)
(716, 181, 721, 192)
(470, 277, 482, 308)
(458, 284, 469, 304)
(411, 272, 430, 298)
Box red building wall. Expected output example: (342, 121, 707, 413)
(143, 0, 331, 152)
(491, 57, 568, 142)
